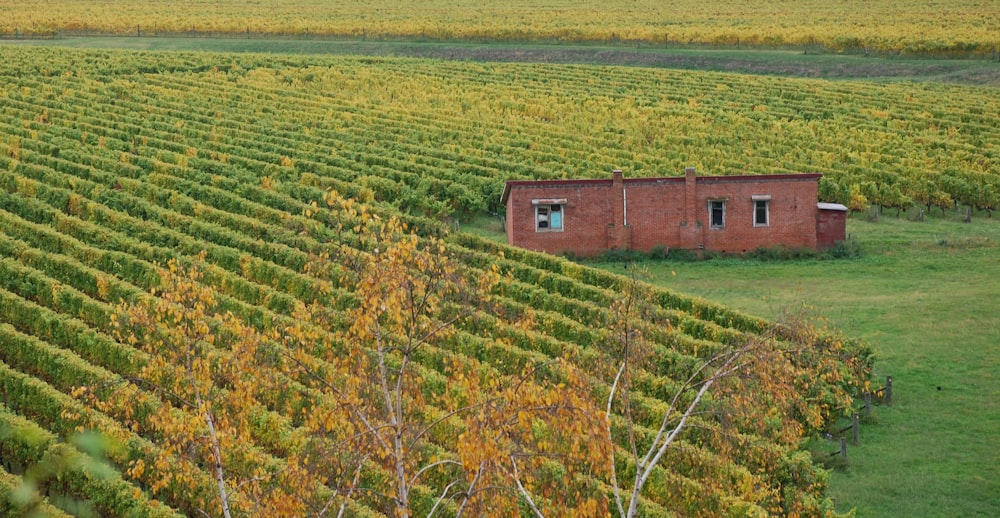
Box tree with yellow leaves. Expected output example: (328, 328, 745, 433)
(101, 253, 299, 517)
(455, 356, 610, 517)
(287, 189, 609, 517)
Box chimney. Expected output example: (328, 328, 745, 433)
(608, 169, 630, 249)
(684, 168, 697, 215)
(680, 167, 699, 249)
(611, 169, 625, 225)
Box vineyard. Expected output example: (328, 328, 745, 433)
(2, 0, 1000, 58)
(7, 45, 999, 222)
(0, 49, 884, 515)
(0, 46, 890, 516)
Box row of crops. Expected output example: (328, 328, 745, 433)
(2, 0, 999, 57)
(0, 45, 890, 517)
(6, 47, 999, 221)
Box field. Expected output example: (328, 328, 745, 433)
(1, 6, 999, 515)
(0, 46, 877, 516)
(593, 214, 1000, 516)
(2, 0, 999, 58)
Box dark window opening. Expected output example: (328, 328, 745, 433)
(709, 200, 725, 229)
(754, 199, 769, 226)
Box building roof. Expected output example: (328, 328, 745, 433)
(817, 202, 849, 212)
(500, 173, 823, 205)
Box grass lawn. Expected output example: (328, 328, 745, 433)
(591, 212, 1000, 516)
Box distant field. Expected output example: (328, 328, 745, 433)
(2, 0, 999, 57)
(593, 213, 1000, 516)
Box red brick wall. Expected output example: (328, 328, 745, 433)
(693, 176, 819, 253)
(817, 208, 847, 249)
(504, 179, 618, 257)
(504, 173, 822, 257)
(623, 178, 686, 251)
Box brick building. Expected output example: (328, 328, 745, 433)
(501, 168, 847, 257)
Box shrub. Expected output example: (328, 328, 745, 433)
(648, 245, 669, 260)
(664, 247, 700, 262)
(821, 239, 863, 260)
(746, 246, 818, 261)
(599, 248, 645, 263)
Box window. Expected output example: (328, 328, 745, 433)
(752, 195, 771, 227)
(535, 203, 564, 231)
(754, 200, 769, 226)
(709, 200, 725, 229)
(532, 198, 567, 232)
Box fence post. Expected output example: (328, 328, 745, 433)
(864, 391, 872, 416)
(840, 437, 848, 463)
(851, 414, 859, 445)
(885, 375, 893, 406)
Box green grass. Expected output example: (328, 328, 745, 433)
(588, 212, 1000, 516)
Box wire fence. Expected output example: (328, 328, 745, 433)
(819, 375, 894, 464)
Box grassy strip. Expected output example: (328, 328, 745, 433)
(4, 37, 999, 86)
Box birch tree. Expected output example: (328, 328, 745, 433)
(94, 254, 301, 517)
(287, 190, 610, 517)
(603, 272, 750, 517)
(602, 270, 871, 516)
(286, 193, 504, 517)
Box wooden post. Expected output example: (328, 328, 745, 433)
(864, 391, 872, 416)
(840, 437, 848, 462)
(885, 375, 893, 406)
(852, 414, 860, 445)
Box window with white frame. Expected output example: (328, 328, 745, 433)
(533, 199, 566, 231)
(752, 195, 771, 227)
(709, 200, 726, 229)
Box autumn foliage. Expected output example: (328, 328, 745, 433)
(55, 195, 873, 517)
